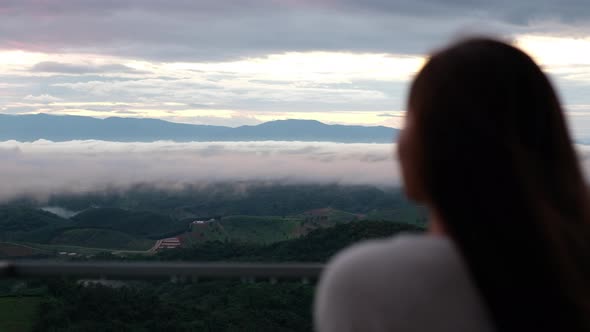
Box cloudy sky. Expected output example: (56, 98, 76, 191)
(2, 0, 590, 135)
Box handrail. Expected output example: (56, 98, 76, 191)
(0, 261, 324, 280)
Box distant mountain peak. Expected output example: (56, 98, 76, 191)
(250, 119, 326, 128)
(0, 113, 398, 143)
(259, 119, 324, 124)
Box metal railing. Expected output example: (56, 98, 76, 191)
(0, 261, 324, 280)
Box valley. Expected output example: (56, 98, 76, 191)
(0, 183, 426, 331)
(0, 184, 425, 258)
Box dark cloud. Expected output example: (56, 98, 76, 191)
(337, 0, 590, 24)
(2, 0, 588, 22)
(31, 62, 145, 74)
(1, 0, 581, 61)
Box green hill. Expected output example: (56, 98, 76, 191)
(72, 208, 187, 239)
(50, 228, 154, 250)
(21, 220, 426, 331)
(162, 220, 425, 262)
(0, 207, 73, 244)
(366, 206, 428, 225)
(262, 220, 425, 262)
(182, 216, 302, 245)
(0, 207, 68, 233)
(181, 207, 385, 246)
(0, 207, 171, 250)
(43, 184, 418, 219)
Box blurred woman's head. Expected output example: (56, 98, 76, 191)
(399, 38, 590, 331)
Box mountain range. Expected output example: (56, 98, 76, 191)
(0, 113, 398, 143)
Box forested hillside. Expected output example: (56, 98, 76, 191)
(41, 184, 423, 221)
(20, 221, 423, 331)
(0, 184, 426, 256)
(161, 221, 424, 262)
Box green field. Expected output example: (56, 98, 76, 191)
(366, 206, 427, 225)
(0, 296, 43, 332)
(71, 208, 187, 238)
(0, 185, 426, 257)
(221, 216, 301, 243)
(14, 242, 153, 256)
(50, 228, 154, 250)
(182, 209, 380, 246)
(184, 215, 303, 245)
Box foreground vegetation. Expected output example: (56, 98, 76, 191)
(0, 297, 43, 332)
(4, 221, 423, 332)
(0, 184, 426, 331)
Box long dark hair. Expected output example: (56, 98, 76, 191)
(408, 38, 590, 331)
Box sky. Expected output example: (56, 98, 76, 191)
(3, 1, 590, 198)
(2, 1, 590, 136)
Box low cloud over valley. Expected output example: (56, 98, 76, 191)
(0, 140, 400, 201)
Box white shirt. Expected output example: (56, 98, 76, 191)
(314, 234, 495, 332)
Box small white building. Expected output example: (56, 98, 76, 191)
(191, 218, 215, 226)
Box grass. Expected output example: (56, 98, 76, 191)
(0, 296, 43, 332)
(183, 212, 390, 246)
(322, 209, 360, 223)
(13, 242, 153, 256)
(221, 216, 301, 244)
(186, 216, 303, 245)
(50, 228, 154, 250)
(366, 206, 428, 225)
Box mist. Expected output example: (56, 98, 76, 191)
(4, 139, 590, 203)
(0, 140, 400, 202)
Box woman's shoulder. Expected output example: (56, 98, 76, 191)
(315, 234, 467, 308)
(321, 233, 459, 278)
(314, 233, 494, 332)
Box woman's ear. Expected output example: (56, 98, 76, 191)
(428, 210, 447, 235)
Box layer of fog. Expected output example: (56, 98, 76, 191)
(0, 140, 400, 202)
(40, 206, 81, 218)
(5, 140, 590, 203)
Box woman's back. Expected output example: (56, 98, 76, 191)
(315, 234, 494, 332)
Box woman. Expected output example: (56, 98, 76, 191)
(314, 38, 590, 332)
